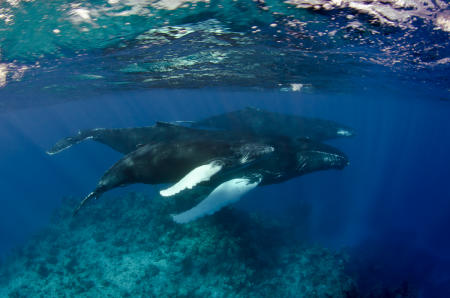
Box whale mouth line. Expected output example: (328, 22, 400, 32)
(309, 150, 346, 159)
(309, 150, 349, 167)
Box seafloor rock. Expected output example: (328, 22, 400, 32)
(0, 191, 356, 297)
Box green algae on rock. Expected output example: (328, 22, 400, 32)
(0, 192, 356, 297)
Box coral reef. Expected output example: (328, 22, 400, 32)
(0, 191, 356, 297)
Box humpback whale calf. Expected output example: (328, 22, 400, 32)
(189, 107, 355, 141)
(74, 136, 348, 223)
(47, 108, 354, 155)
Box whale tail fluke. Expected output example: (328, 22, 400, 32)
(73, 191, 97, 216)
(46, 129, 100, 155)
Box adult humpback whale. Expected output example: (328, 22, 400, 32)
(47, 108, 354, 155)
(74, 136, 348, 223)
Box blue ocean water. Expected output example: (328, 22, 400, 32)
(0, 0, 449, 296)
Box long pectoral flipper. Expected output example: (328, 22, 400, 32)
(160, 161, 224, 197)
(47, 129, 102, 155)
(172, 177, 260, 224)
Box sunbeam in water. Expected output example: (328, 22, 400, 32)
(0, 0, 449, 297)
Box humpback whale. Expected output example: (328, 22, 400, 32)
(46, 122, 215, 155)
(74, 136, 348, 223)
(190, 107, 355, 141)
(47, 108, 354, 155)
(165, 137, 349, 223)
(48, 109, 352, 223)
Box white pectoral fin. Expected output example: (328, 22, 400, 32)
(172, 177, 261, 224)
(160, 161, 223, 197)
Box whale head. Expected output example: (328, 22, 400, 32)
(295, 139, 349, 174)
